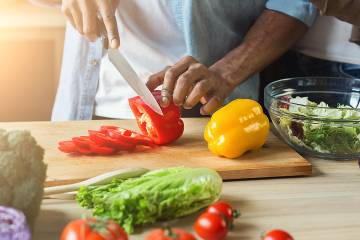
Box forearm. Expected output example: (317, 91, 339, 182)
(210, 10, 308, 86)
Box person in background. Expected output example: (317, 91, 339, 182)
(260, 0, 360, 97)
(31, 0, 317, 120)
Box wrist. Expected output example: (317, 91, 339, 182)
(209, 62, 243, 90)
(209, 43, 254, 88)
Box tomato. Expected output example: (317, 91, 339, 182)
(262, 229, 294, 240)
(207, 201, 240, 224)
(61, 218, 128, 240)
(194, 212, 228, 240)
(128, 90, 184, 145)
(145, 228, 196, 240)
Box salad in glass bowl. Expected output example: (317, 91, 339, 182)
(265, 77, 360, 160)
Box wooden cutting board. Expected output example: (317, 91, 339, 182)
(0, 118, 311, 186)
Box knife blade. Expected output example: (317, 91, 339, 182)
(108, 48, 164, 116)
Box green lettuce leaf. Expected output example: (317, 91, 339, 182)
(76, 167, 222, 233)
(279, 97, 360, 154)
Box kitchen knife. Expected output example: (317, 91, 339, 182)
(108, 48, 164, 116)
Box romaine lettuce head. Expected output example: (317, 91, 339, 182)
(76, 167, 222, 233)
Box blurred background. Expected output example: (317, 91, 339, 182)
(0, 0, 65, 121)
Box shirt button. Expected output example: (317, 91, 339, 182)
(90, 59, 98, 66)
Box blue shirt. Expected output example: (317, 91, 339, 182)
(52, 0, 317, 120)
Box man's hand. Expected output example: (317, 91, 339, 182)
(147, 10, 308, 116)
(146, 56, 235, 115)
(61, 0, 120, 48)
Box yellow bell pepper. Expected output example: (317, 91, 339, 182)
(204, 99, 270, 158)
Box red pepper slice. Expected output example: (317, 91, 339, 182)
(128, 90, 184, 145)
(58, 141, 77, 153)
(100, 125, 120, 133)
(89, 143, 116, 155)
(88, 130, 136, 151)
(100, 126, 154, 146)
(58, 139, 93, 155)
(72, 136, 115, 155)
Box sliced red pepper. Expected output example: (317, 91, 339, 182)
(58, 90, 184, 155)
(72, 136, 115, 155)
(100, 126, 154, 147)
(100, 125, 120, 133)
(58, 141, 77, 153)
(58, 140, 93, 155)
(89, 143, 116, 155)
(88, 130, 136, 151)
(128, 90, 184, 145)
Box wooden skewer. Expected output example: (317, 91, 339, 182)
(44, 167, 149, 196)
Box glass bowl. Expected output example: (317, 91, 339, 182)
(264, 77, 360, 160)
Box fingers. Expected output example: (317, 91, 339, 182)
(161, 56, 197, 107)
(200, 95, 223, 115)
(69, 2, 83, 34)
(79, 1, 98, 41)
(61, 0, 119, 46)
(146, 67, 169, 91)
(183, 80, 211, 109)
(97, 0, 120, 48)
(61, 2, 77, 30)
(147, 56, 227, 115)
(174, 63, 208, 107)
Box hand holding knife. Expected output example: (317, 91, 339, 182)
(99, 13, 163, 116)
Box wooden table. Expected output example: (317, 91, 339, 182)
(34, 158, 360, 240)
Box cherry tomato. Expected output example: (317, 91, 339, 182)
(194, 212, 228, 240)
(145, 228, 196, 240)
(262, 229, 294, 240)
(206, 201, 240, 223)
(61, 218, 128, 240)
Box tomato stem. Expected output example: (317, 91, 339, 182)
(232, 210, 241, 218)
(164, 226, 179, 239)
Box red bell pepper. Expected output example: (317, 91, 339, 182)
(128, 90, 184, 145)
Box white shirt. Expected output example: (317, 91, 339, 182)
(295, 16, 360, 65)
(94, 0, 187, 119)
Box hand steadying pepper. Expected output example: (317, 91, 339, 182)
(146, 10, 308, 116)
(146, 56, 235, 116)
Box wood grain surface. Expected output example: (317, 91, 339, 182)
(0, 118, 311, 185)
(35, 159, 360, 240)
